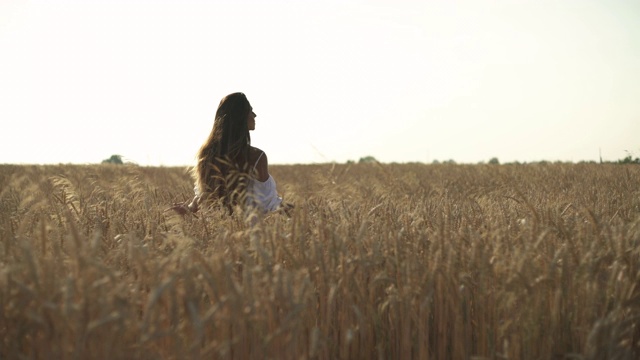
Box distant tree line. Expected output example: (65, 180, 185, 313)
(344, 152, 639, 165)
(616, 153, 640, 164)
(101, 150, 638, 167)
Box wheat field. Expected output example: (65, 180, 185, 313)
(1, 162, 639, 359)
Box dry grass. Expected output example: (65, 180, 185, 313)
(1, 162, 639, 359)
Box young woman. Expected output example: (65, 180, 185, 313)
(170, 92, 292, 216)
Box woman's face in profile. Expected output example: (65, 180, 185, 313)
(247, 108, 256, 131)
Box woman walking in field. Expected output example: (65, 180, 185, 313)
(169, 92, 292, 216)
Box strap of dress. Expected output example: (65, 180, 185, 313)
(253, 151, 265, 172)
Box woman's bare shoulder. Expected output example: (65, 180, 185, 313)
(249, 146, 265, 163)
(250, 146, 264, 155)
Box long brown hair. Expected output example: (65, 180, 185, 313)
(193, 92, 252, 210)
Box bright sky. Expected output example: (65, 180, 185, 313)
(1, 0, 639, 166)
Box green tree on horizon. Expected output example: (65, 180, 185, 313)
(102, 154, 124, 165)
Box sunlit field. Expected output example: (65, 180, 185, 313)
(1, 162, 639, 359)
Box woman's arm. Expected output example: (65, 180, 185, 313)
(252, 147, 270, 182)
(166, 195, 199, 215)
(251, 147, 294, 215)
